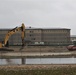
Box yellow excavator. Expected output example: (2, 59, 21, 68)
(0, 23, 25, 51)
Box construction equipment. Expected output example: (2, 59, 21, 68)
(0, 23, 25, 49)
(67, 45, 76, 51)
(67, 42, 76, 51)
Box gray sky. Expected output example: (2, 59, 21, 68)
(0, 0, 76, 35)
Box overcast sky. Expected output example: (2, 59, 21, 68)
(0, 0, 76, 35)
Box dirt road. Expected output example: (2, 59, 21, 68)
(0, 51, 76, 58)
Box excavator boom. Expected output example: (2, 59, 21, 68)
(0, 23, 25, 48)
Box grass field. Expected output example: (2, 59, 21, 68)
(0, 65, 76, 75)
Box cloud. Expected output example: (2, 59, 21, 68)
(0, 0, 76, 34)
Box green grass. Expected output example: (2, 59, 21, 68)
(0, 67, 76, 75)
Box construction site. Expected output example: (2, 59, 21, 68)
(0, 23, 76, 75)
(0, 23, 75, 57)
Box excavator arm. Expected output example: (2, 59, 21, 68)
(0, 23, 25, 48)
(20, 23, 25, 47)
